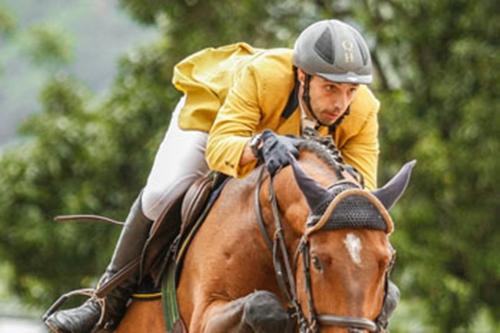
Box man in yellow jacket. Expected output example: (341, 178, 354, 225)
(45, 19, 385, 333)
(174, 42, 379, 188)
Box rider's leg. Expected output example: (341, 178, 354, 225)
(45, 195, 153, 333)
(141, 97, 209, 221)
(44, 97, 209, 333)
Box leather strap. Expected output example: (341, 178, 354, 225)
(95, 258, 140, 298)
(254, 167, 273, 251)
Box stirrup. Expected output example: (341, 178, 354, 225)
(43, 288, 108, 329)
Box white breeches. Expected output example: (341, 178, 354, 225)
(141, 97, 209, 221)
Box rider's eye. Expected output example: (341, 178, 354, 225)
(312, 256, 323, 272)
(323, 84, 335, 92)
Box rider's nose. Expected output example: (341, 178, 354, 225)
(332, 92, 349, 111)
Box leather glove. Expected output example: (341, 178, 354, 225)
(258, 130, 299, 175)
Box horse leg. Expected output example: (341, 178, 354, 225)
(196, 290, 291, 333)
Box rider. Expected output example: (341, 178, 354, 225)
(44, 19, 387, 333)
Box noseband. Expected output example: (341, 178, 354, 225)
(254, 167, 394, 332)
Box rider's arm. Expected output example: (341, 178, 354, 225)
(206, 64, 263, 178)
(206, 50, 297, 178)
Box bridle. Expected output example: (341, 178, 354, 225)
(254, 167, 395, 332)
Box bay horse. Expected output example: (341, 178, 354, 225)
(116, 140, 415, 332)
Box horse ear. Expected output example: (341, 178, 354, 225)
(290, 156, 329, 210)
(372, 160, 416, 210)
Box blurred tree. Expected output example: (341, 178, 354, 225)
(22, 23, 74, 70)
(0, 38, 177, 305)
(0, 4, 15, 36)
(339, 0, 499, 331)
(0, 4, 16, 76)
(0, 0, 497, 332)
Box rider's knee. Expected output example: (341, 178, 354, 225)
(141, 180, 190, 221)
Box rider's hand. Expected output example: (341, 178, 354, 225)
(256, 130, 299, 175)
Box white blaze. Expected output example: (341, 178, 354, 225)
(343, 233, 362, 265)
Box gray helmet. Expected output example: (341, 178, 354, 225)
(293, 20, 372, 84)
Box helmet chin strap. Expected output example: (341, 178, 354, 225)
(301, 74, 350, 131)
(302, 74, 322, 127)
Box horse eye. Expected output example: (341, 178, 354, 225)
(312, 256, 323, 271)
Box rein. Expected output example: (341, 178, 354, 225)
(254, 166, 388, 332)
(255, 167, 309, 329)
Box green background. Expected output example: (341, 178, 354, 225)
(0, 0, 498, 332)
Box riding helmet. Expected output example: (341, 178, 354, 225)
(293, 19, 373, 84)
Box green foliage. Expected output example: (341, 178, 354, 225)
(0, 4, 16, 36)
(21, 23, 74, 69)
(0, 4, 16, 76)
(120, 0, 324, 56)
(0, 0, 497, 331)
(0, 76, 101, 305)
(0, 38, 177, 306)
(359, 0, 500, 331)
(119, 0, 167, 25)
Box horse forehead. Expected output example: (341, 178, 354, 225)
(343, 233, 363, 265)
(312, 230, 389, 261)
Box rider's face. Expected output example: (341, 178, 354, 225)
(298, 69, 359, 126)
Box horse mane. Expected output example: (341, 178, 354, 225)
(295, 138, 344, 174)
(294, 133, 364, 187)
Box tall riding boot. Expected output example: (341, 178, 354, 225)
(44, 195, 153, 333)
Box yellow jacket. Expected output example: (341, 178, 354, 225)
(173, 43, 380, 189)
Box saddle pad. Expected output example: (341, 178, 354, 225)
(161, 175, 230, 331)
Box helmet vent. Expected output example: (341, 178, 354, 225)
(314, 28, 335, 65)
(353, 33, 369, 65)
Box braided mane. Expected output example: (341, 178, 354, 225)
(295, 134, 363, 186)
(296, 140, 341, 173)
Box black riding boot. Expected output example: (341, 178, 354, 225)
(44, 195, 153, 333)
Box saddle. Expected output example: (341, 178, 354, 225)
(140, 171, 228, 285)
(124, 172, 226, 333)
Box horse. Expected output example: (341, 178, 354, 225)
(115, 140, 415, 333)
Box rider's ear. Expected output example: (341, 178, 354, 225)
(297, 68, 306, 85)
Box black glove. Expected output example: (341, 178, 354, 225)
(258, 130, 299, 175)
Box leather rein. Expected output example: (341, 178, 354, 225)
(254, 167, 388, 332)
